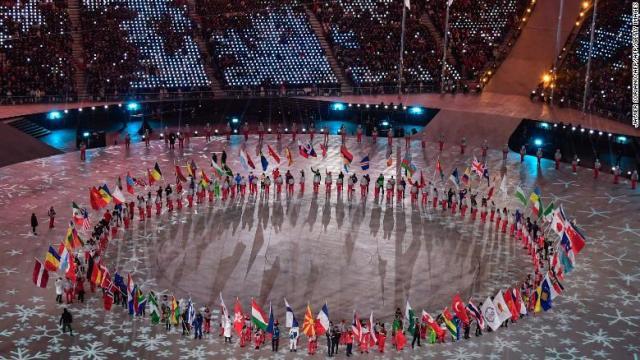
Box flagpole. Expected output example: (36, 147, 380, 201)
(440, 0, 451, 93)
(582, 0, 598, 113)
(398, 1, 407, 95)
(550, 0, 564, 104)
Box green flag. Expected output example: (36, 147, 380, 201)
(148, 291, 160, 324)
(404, 300, 416, 334)
(543, 202, 555, 221)
(515, 185, 527, 206)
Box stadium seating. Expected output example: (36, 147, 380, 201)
(0, 0, 75, 103)
(534, 0, 631, 121)
(314, 0, 452, 91)
(425, 0, 530, 82)
(81, 0, 210, 98)
(198, 1, 337, 91)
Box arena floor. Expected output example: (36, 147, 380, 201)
(0, 134, 638, 359)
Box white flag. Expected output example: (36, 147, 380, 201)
(219, 292, 228, 319)
(480, 296, 502, 331)
(493, 290, 513, 323)
(404, 0, 410, 9)
(447, 0, 454, 6)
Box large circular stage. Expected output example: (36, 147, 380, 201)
(0, 134, 637, 359)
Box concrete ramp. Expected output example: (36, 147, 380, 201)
(484, 0, 582, 95)
(0, 122, 62, 167)
(420, 109, 521, 150)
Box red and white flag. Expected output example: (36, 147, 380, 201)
(233, 298, 244, 336)
(32, 259, 49, 288)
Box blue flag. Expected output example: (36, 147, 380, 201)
(266, 302, 275, 334)
(359, 155, 370, 170)
(540, 276, 553, 311)
(260, 152, 269, 171)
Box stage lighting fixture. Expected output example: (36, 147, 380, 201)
(47, 111, 62, 120)
(231, 117, 239, 124)
(126, 102, 140, 111)
(331, 103, 346, 111)
(382, 121, 389, 126)
(539, 122, 549, 129)
(83, 132, 90, 138)
(408, 107, 424, 115)
(534, 138, 543, 146)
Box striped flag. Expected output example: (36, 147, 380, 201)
(359, 155, 370, 170)
(32, 259, 49, 288)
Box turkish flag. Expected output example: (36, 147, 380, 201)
(452, 294, 470, 325)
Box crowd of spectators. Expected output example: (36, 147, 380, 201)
(79, 1, 142, 98)
(313, 0, 447, 92)
(532, 0, 631, 122)
(425, 0, 530, 82)
(197, 0, 338, 93)
(0, 0, 75, 103)
(80, 0, 209, 100)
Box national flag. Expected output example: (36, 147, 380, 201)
(404, 0, 410, 10)
(421, 310, 445, 338)
(466, 300, 484, 329)
(267, 144, 281, 163)
(211, 159, 226, 177)
(125, 173, 136, 194)
(543, 201, 555, 221)
(502, 289, 519, 321)
(111, 184, 126, 205)
(564, 221, 586, 254)
(233, 298, 244, 336)
(493, 290, 512, 323)
(219, 292, 229, 319)
(315, 302, 330, 336)
(90, 261, 103, 286)
(284, 298, 298, 329)
(534, 286, 543, 313)
(251, 298, 269, 330)
(486, 186, 495, 201)
(529, 187, 541, 216)
(32, 259, 49, 288)
(472, 157, 484, 176)
(341, 145, 354, 163)
(137, 287, 148, 316)
(284, 147, 293, 166)
(550, 206, 567, 236)
(65, 256, 76, 282)
(368, 312, 377, 345)
(298, 141, 309, 159)
(149, 291, 160, 324)
(199, 170, 210, 188)
(404, 300, 416, 334)
(186, 298, 195, 325)
(266, 302, 275, 335)
(239, 148, 255, 170)
(351, 311, 362, 341)
(98, 184, 113, 204)
(171, 295, 180, 325)
(451, 294, 470, 325)
(175, 165, 187, 183)
(99, 266, 111, 289)
(514, 288, 527, 315)
(461, 167, 471, 186)
(359, 155, 370, 170)
(89, 186, 104, 210)
(187, 160, 197, 178)
(306, 143, 317, 157)
(72, 202, 87, 226)
(401, 157, 417, 177)
(103, 287, 114, 311)
(436, 159, 444, 180)
(482, 167, 490, 185)
(449, 168, 460, 189)
(559, 236, 575, 274)
(548, 271, 565, 299)
(44, 246, 60, 272)
(441, 307, 457, 338)
(480, 296, 502, 331)
(57, 243, 69, 272)
(127, 274, 135, 315)
(150, 163, 162, 182)
(302, 304, 315, 337)
(515, 185, 527, 206)
(540, 275, 553, 311)
(260, 151, 269, 171)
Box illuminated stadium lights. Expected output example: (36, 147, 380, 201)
(63, 110, 69, 114)
(589, 130, 594, 134)
(381, 121, 389, 126)
(534, 138, 543, 146)
(234, 129, 238, 134)
(78, 108, 83, 112)
(331, 103, 346, 111)
(47, 111, 62, 120)
(408, 107, 424, 115)
(91, 107, 96, 110)
(231, 118, 239, 124)
(83, 132, 90, 138)
(214, 129, 218, 134)
(126, 102, 140, 111)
